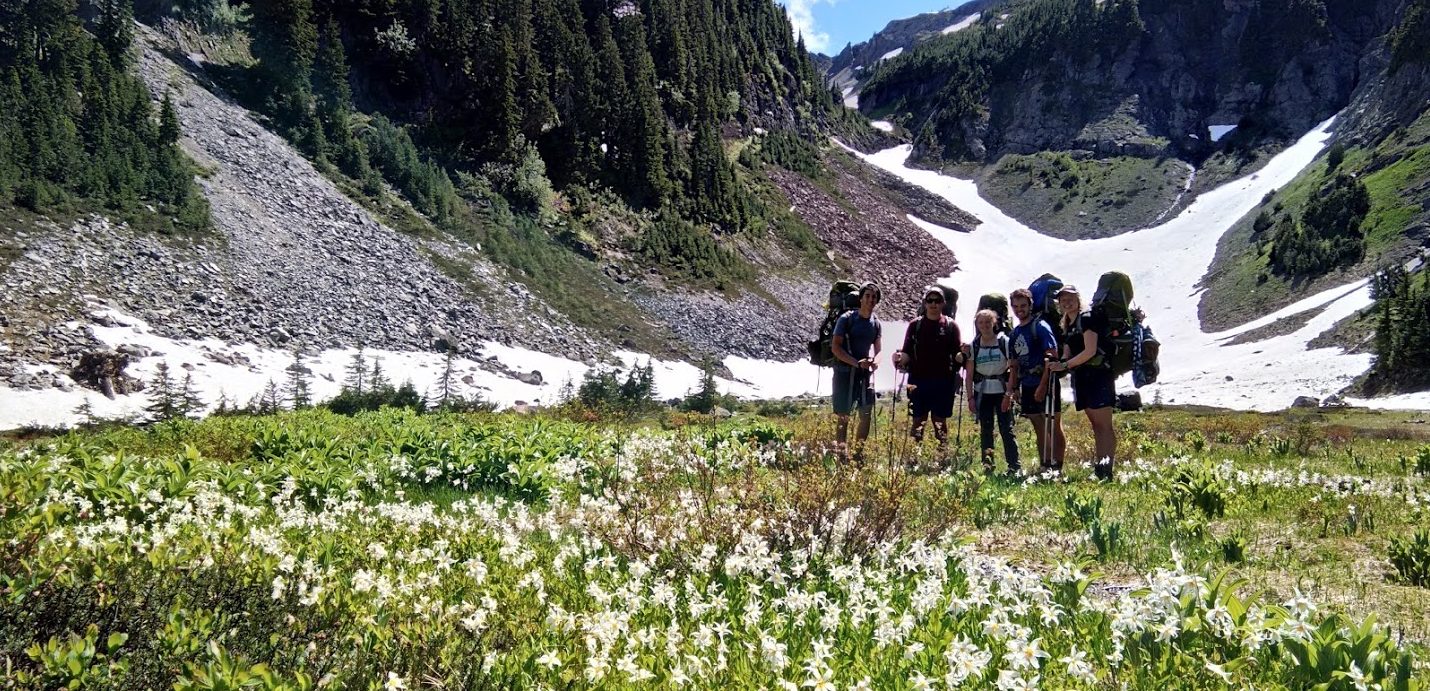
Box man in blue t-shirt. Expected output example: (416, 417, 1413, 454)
(831, 282, 882, 462)
(1009, 288, 1065, 472)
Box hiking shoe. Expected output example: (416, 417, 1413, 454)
(1006, 467, 1023, 481)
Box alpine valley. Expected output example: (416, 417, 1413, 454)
(2, 0, 1429, 427)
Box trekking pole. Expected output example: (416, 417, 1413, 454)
(887, 370, 905, 468)
(1043, 383, 1055, 474)
(954, 386, 965, 469)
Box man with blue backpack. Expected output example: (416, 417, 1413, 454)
(1009, 288, 1065, 473)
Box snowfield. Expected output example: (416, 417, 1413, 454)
(849, 115, 1419, 411)
(1, 116, 1424, 430)
(879, 47, 904, 62)
(942, 13, 981, 34)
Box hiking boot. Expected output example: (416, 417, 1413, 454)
(981, 449, 995, 474)
(1006, 466, 1023, 481)
(1093, 462, 1114, 482)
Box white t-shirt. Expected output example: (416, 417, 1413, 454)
(971, 334, 1010, 394)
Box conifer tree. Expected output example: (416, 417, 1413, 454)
(369, 358, 390, 392)
(286, 355, 313, 408)
(145, 362, 181, 422)
(344, 346, 367, 394)
(179, 373, 205, 417)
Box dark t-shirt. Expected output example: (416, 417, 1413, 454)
(1012, 318, 1058, 387)
(1063, 310, 1107, 362)
(901, 316, 961, 381)
(833, 310, 881, 373)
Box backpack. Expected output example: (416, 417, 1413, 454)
(971, 333, 1011, 386)
(1087, 271, 1160, 385)
(937, 285, 959, 319)
(1028, 273, 1064, 339)
(976, 293, 1012, 335)
(808, 280, 862, 367)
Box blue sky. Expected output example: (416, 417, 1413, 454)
(776, 0, 975, 55)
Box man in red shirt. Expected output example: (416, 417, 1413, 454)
(893, 287, 966, 455)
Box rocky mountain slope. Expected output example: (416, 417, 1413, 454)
(0, 20, 964, 399)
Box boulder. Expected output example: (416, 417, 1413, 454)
(1291, 395, 1319, 409)
(71, 349, 144, 399)
(515, 370, 544, 386)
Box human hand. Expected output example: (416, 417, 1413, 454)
(1001, 394, 1012, 413)
(1034, 387, 1046, 403)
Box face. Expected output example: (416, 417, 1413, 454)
(1011, 298, 1031, 321)
(1057, 293, 1078, 316)
(975, 314, 994, 333)
(860, 290, 879, 310)
(923, 294, 944, 315)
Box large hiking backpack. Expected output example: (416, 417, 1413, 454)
(807, 280, 862, 367)
(976, 293, 1012, 335)
(937, 285, 959, 319)
(1028, 273, 1064, 338)
(1088, 271, 1160, 386)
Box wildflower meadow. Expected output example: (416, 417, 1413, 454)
(2, 405, 1428, 689)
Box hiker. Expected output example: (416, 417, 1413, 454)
(966, 308, 1019, 476)
(1048, 285, 1117, 480)
(1009, 288, 1065, 472)
(831, 282, 882, 461)
(893, 287, 964, 455)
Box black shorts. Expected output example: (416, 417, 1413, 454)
(1071, 367, 1116, 411)
(908, 377, 955, 419)
(832, 368, 875, 415)
(1019, 379, 1061, 417)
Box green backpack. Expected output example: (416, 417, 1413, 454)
(977, 293, 1012, 335)
(808, 280, 862, 367)
(1089, 271, 1136, 375)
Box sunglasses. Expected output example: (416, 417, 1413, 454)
(924, 296, 944, 303)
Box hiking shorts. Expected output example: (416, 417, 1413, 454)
(1019, 379, 1061, 417)
(832, 368, 875, 416)
(908, 376, 955, 420)
(1071, 367, 1116, 411)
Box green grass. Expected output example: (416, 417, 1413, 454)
(3, 405, 1429, 687)
(980, 152, 1193, 238)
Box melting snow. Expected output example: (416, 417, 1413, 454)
(942, 13, 981, 34)
(879, 47, 904, 62)
(844, 115, 1414, 412)
(871, 120, 895, 133)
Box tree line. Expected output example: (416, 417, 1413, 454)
(1368, 265, 1430, 394)
(0, 0, 208, 232)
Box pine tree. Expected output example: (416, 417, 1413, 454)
(145, 362, 181, 421)
(158, 91, 181, 145)
(436, 347, 455, 408)
(179, 373, 205, 417)
(286, 355, 313, 408)
(344, 346, 367, 394)
(96, 0, 133, 68)
(369, 358, 390, 392)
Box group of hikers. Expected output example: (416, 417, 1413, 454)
(820, 274, 1157, 481)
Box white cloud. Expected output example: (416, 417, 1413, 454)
(779, 0, 831, 53)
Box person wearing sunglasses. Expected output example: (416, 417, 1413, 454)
(893, 286, 965, 456)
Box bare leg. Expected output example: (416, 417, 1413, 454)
(835, 413, 850, 460)
(1028, 413, 1048, 467)
(1085, 407, 1115, 478)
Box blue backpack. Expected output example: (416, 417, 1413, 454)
(1029, 273, 1064, 337)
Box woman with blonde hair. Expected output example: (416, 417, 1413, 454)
(1047, 285, 1117, 480)
(965, 308, 1019, 476)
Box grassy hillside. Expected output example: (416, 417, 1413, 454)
(1199, 110, 1430, 331)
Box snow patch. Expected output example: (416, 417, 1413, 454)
(879, 47, 904, 62)
(942, 13, 980, 34)
(871, 120, 895, 133)
(1209, 125, 1238, 143)
(0, 307, 829, 431)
